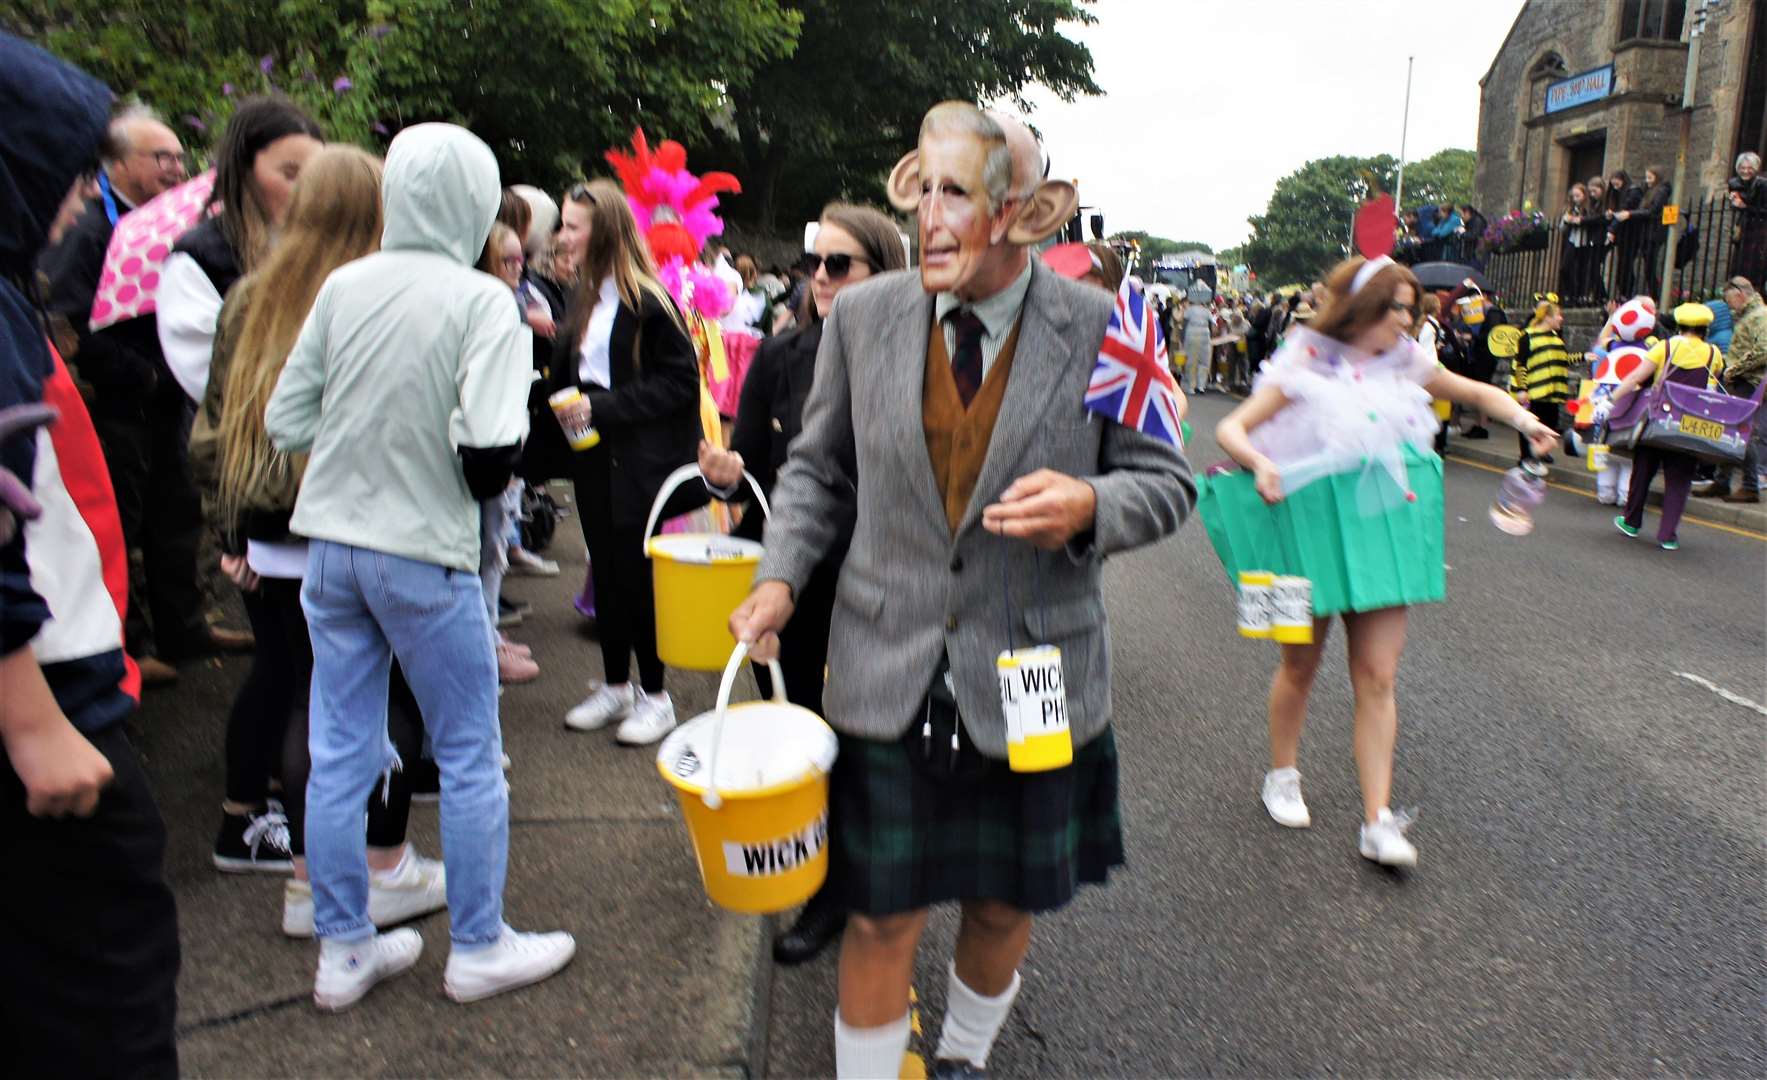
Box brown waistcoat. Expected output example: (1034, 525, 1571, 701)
(923, 318, 1024, 533)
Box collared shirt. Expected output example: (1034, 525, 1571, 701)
(934, 259, 1032, 381)
(578, 275, 620, 388)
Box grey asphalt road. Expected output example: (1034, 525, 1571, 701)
(762, 391, 1767, 1078)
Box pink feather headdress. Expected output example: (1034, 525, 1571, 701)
(604, 129, 741, 319)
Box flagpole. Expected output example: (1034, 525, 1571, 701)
(1394, 55, 1414, 214)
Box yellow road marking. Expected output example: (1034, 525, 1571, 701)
(1447, 457, 1767, 541)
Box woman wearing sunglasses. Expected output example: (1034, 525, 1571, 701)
(697, 203, 906, 966)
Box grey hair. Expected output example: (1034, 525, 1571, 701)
(1727, 275, 1760, 298)
(1739, 152, 1762, 172)
(510, 184, 559, 257)
(107, 100, 166, 160)
(920, 102, 1014, 214)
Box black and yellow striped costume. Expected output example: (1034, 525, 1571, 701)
(1509, 327, 1571, 403)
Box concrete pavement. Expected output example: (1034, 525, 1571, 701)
(141, 511, 777, 1077)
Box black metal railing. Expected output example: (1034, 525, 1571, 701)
(1479, 197, 1766, 306)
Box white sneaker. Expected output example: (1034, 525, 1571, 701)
(443, 925, 577, 1003)
(1261, 767, 1311, 828)
(283, 849, 449, 939)
(507, 548, 560, 576)
(313, 928, 424, 1011)
(615, 690, 677, 746)
(564, 682, 634, 731)
(1358, 807, 1419, 867)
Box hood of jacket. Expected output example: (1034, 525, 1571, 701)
(380, 123, 501, 265)
(0, 34, 111, 274)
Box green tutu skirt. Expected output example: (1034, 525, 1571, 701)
(1196, 445, 1446, 618)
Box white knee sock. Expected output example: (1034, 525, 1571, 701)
(934, 960, 1022, 1068)
(834, 1008, 911, 1080)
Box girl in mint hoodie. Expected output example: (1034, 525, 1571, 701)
(266, 123, 574, 1011)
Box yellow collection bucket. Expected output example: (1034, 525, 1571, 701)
(643, 464, 770, 672)
(657, 643, 839, 914)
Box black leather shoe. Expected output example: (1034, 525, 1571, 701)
(771, 890, 845, 966)
(933, 1059, 987, 1079)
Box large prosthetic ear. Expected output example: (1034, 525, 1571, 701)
(887, 150, 921, 214)
(1006, 179, 1078, 246)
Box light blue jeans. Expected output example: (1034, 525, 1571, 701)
(302, 540, 507, 945)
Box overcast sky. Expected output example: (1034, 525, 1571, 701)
(1009, 0, 1527, 253)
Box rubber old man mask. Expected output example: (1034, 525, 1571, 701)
(888, 102, 1077, 298)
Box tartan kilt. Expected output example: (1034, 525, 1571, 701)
(827, 716, 1124, 917)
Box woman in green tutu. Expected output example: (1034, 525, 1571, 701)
(1211, 255, 1556, 867)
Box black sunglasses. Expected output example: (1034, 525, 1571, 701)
(806, 253, 871, 279)
(567, 182, 595, 204)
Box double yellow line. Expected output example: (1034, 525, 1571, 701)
(1449, 456, 1767, 541)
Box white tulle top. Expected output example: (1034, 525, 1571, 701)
(1250, 326, 1444, 499)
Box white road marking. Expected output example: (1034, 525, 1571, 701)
(1673, 672, 1767, 717)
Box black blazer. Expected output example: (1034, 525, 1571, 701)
(549, 288, 706, 529)
(722, 322, 855, 553)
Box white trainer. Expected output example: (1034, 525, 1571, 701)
(1261, 767, 1311, 828)
(615, 690, 677, 746)
(312, 928, 424, 1011)
(443, 925, 577, 1003)
(1358, 807, 1419, 867)
(283, 848, 448, 939)
(507, 548, 560, 576)
(564, 682, 635, 731)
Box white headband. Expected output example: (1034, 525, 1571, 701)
(1350, 255, 1394, 296)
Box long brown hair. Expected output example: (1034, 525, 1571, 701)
(561, 178, 686, 350)
(210, 96, 323, 274)
(1310, 256, 1420, 344)
(216, 146, 382, 523)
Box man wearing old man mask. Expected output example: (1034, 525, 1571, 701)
(730, 102, 1193, 1078)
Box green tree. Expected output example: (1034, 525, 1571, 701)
(1244, 154, 1399, 287)
(6, 0, 802, 191)
(712, 0, 1101, 231)
(1401, 148, 1476, 212)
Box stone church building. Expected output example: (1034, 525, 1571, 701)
(1474, 0, 1765, 219)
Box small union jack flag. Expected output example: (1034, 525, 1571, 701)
(1083, 276, 1183, 447)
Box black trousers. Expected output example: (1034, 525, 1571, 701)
(229, 578, 421, 854)
(752, 557, 838, 714)
(90, 404, 209, 660)
(0, 724, 180, 1078)
(1519, 400, 1562, 461)
(572, 450, 665, 693)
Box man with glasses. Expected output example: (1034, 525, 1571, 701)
(40, 101, 207, 686)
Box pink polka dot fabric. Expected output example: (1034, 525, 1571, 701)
(89, 170, 216, 332)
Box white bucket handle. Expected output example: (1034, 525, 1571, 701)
(642, 462, 772, 558)
(700, 640, 787, 810)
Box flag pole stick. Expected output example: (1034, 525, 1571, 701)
(1394, 55, 1414, 214)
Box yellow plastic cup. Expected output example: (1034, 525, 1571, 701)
(1269, 576, 1314, 644)
(998, 645, 1073, 773)
(1237, 571, 1274, 639)
(548, 387, 601, 450)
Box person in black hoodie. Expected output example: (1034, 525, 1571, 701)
(0, 32, 180, 1076)
(697, 203, 905, 965)
(1605, 170, 1646, 297)
(1634, 167, 1672, 299)
(555, 179, 704, 746)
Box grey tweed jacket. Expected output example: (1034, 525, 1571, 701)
(754, 260, 1195, 758)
